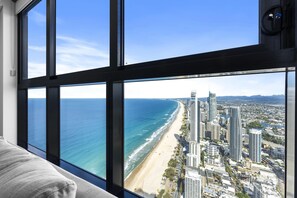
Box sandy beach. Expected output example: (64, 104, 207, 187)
(125, 102, 184, 195)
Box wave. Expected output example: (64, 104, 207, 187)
(124, 101, 180, 178)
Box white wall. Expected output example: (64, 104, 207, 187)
(0, 0, 17, 144)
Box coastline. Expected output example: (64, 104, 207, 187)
(124, 101, 184, 195)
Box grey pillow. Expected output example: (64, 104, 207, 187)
(0, 137, 77, 198)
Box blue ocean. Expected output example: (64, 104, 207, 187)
(28, 99, 178, 179)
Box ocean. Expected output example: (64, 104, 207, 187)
(28, 98, 179, 179)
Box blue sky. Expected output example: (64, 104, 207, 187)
(28, 72, 286, 98)
(26, 0, 287, 98)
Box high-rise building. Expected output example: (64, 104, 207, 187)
(200, 122, 205, 139)
(206, 121, 220, 141)
(249, 129, 262, 163)
(212, 122, 220, 141)
(201, 111, 206, 122)
(191, 91, 196, 101)
(186, 153, 200, 168)
(230, 107, 242, 162)
(253, 182, 281, 198)
(187, 141, 200, 168)
(190, 91, 201, 143)
(226, 120, 230, 143)
(185, 167, 201, 198)
(208, 92, 217, 121)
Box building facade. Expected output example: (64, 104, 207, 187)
(187, 141, 200, 168)
(190, 91, 201, 143)
(185, 167, 202, 198)
(208, 92, 217, 122)
(249, 129, 262, 163)
(229, 107, 242, 162)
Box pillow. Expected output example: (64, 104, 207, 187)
(0, 137, 77, 198)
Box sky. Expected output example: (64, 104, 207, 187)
(25, 0, 285, 99)
(28, 72, 286, 98)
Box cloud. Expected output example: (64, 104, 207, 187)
(60, 84, 106, 98)
(56, 35, 109, 74)
(28, 62, 46, 78)
(30, 11, 46, 24)
(29, 46, 46, 52)
(28, 36, 285, 98)
(28, 88, 46, 98)
(28, 35, 109, 75)
(125, 73, 285, 98)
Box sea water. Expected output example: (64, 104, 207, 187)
(28, 98, 178, 179)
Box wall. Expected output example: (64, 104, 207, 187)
(0, 0, 17, 144)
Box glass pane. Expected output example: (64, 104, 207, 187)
(124, 72, 286, 198)
(60, 84, 106, 179)
(27, 0, 46, 78)
(286, 69, 295, 198)
(56, 0, 110, 75)
(125, 0, 258, 65)
(28, 88, 46, 151)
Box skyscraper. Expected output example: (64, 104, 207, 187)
(200, 122, 205, 139)
(190, 91, 201, 143)
(204, 101, 209, 121)
(206, 121, 220, 141)
(186, 141, 200, 168)
(226, 120, 230, 143)
(185, 167, 201, 198)
(230, 107, 242, 162)
(208, 92, 217, 121)
(249, 129, 262, 163)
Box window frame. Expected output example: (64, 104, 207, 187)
(17, 0, 296, 197)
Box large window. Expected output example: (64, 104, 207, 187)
(60, 84, 106, 178)
(124, 72, 287, 197)
(28, 88, 46, 151)
(27, 0, 46, 78)
(56, 0, 109, 74)
(125, 0, 258, 64)
(18, 0, 296, 197)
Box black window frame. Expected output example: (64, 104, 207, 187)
(17, 0, 297, 197)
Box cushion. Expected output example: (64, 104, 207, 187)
(0, 137, 77, 198)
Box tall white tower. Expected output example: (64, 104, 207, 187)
(230, 107, 242, 162)
(208, 92, 217, 122)
(249, 129, 262, 163)
(185, 167, 201, 198)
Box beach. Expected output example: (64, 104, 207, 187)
(125, 102, 184, 195)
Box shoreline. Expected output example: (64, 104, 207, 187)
(124, 100, 180, 179)
(124, 101, 184, 195)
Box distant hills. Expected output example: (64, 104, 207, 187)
(179, 95, 285, 105)
(215, 95, 285, 105)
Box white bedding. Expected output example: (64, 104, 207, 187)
(0, 137, 77, 198)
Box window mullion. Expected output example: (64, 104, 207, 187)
(46, 0, 59, 165)
(17, 90, 28, 149)
(107, 0, 125, 196)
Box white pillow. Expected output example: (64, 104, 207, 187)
(0, 137, 77, 198)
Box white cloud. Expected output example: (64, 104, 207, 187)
(28, 36, 285, 99)
(30, 11, 46, 24)
(61, 84, 106, 98)
(28, 35, 109, 76)
(28, 62, 46, 78)
(29, 46, 46, 52)
(56, 35, 109, 74)
(28, 88, 46, 98)
(125, 73, 285, 99)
